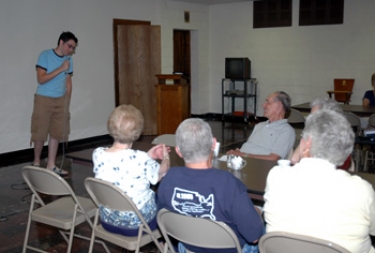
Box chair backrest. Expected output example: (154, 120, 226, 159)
(368, 113, 375, 128)
(259, 232, 350, 253)
(22, 166, 79, 205)
(287, 108, 305, 124)
(151, 134, 176, 147)
(333, 79, 355, 102)
(343, 111, 361, 136)
(85, 177, 137, 210)
(157, 208, 242, 253)
(84, 177, 148, 224)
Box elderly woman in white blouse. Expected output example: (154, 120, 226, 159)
(93, 104, 170, 236)
(264, 110, 375, 253)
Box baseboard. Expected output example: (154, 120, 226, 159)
(0, 134, 113, 168)
(191, 113, 222, 121)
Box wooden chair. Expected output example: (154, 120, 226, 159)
(259, 231, 350, 253)
(327, 79, 355, 104)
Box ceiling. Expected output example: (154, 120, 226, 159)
(171, 0, 255, 4)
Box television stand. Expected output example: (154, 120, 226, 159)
(221, 78, 257, 123)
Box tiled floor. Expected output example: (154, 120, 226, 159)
(0, 120, 255, 253)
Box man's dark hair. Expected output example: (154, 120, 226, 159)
(57, 31, 78, 45)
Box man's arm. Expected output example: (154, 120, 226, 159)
(227, 148, 280, 161)
(290, 145, 301, 164)
(231, 187, 264, 243)
(363, 98, 370, 106)
(368, 188, 375, 235)
(36, 59, 69, 84)
(66, 74, 73, 100)
(247, 152, 280, 161)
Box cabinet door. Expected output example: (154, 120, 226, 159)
(156, 85, 189, 135)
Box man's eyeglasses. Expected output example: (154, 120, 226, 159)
(65, 43, 76, 50)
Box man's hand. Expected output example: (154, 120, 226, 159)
(62, 59, 70, 73)
(226, 148, 245, 157)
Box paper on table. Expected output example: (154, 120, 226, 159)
(219, 155, 227, 162)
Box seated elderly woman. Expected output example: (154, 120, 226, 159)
(290, 97, 352, 171)
(263, 110, 375, 253)
(92, 104, 170, 236)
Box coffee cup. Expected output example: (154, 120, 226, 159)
(277, 159, 291, 167)
(227, 155, 247, 170)
(213, 142, 221, 157)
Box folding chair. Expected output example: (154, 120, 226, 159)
(259, 231, 350, 253)
(84, 177, 163, 253)
(157, 208, 242, 253)
(151, 134, 176, 147)
(361, 113, 375, 172)
(287, 108, 305, 125)
(343, 111, 364, 171)
(21, 165, 108, 253)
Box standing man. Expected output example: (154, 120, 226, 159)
(227, 91, 295, 161)
(30, 31, 78, 176)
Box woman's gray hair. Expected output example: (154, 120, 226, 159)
(310, 97, 343, 113)
(275, 91, 291, 114)
(302, 110, 354, 166)
(176, 118, 213, 164)
(107, 104, 144, 144)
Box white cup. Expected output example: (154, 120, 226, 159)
(277, 159, 291, 167)
(213, 142, 221, 157)
(227, 155, 247, 170)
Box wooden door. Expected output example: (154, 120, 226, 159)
(113, 19, 161, 135)
(173, 30, 190, 80)
(173, 30, 191, 116)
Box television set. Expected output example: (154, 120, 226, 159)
(225, 57, 251, 79)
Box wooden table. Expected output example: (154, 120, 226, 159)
(292, 102, 375, 117)
(212, 156, 276, 201)
(67, 147, 375, 202)
(66, 147, 276, 201)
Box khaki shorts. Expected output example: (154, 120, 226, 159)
(30, 94, 70, 142)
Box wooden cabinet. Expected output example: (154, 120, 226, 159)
(155, 75, 189, 135)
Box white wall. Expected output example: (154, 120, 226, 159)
(160, 1, 210, 114)
(0, 0, 211, 154)
(2, 0, 374, 154)
(209, 0, 375, 116)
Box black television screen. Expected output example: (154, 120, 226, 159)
(225, 58, 251, 79)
